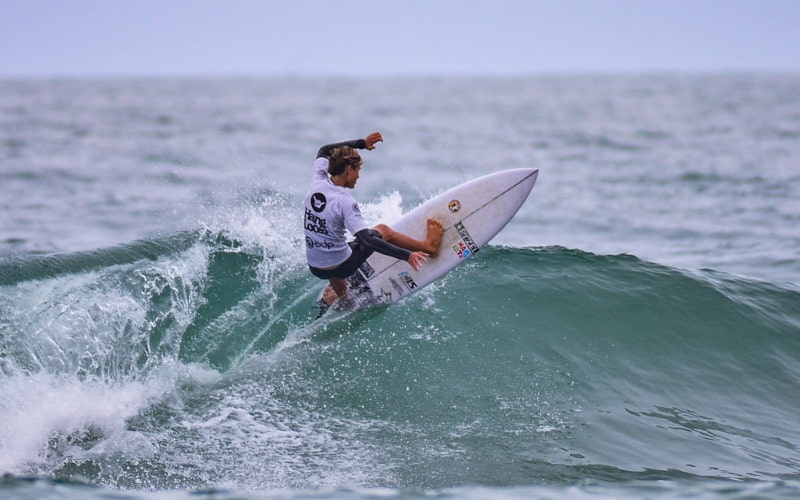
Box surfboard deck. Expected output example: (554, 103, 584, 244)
(316, 168, 538, 316)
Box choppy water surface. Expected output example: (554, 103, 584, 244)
(1, 75, 799, 499)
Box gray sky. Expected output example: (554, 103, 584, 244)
(2, 0, 799, 77)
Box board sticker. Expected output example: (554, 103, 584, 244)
(453, 240, 473, 259)
(455, 221, 479, 254)
(359, 260, 376, 279)
(399, 271, 418, 291)
(388, 277, 405, 297)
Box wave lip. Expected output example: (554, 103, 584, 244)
(1, 239, 800, 488)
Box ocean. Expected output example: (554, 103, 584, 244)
(1, 75, 799, 499)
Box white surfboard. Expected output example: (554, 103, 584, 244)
(319, 168, 538, 313)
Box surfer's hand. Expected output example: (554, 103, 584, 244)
(364, 132, 383, 150)
(407, 251, 428, 271)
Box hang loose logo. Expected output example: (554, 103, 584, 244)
(311, 193, 327, 212)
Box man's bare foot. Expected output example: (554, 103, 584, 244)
(425, 218, 444, 257)
(321, 285, 339, 306)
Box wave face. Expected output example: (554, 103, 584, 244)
(2, 233, 799, 492)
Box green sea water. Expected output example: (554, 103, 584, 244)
(2, 231, 799, 498)
(1, 75, 799, 498)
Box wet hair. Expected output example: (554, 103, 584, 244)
(327, 146, 363, 176)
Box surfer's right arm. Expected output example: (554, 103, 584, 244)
(355, 229, 428, 271)
(354, 228, 427, 271)
(354, 228, 412, 262)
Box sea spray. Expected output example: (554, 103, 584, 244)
(1, 75, 799, 499)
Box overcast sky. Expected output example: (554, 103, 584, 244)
(2, 0, 799, 77)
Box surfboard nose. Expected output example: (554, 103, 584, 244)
(506, 168, 539, 198)
(517, 167, 539, 180)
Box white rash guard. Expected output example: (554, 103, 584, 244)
(304, 139, 413, 274)
(304, 155, 369, 268)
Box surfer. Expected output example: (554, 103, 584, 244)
(304, 132, 444, 306)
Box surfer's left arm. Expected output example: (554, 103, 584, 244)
(316, 132, 383, 158)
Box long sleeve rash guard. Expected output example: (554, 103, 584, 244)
(303, 139, 411, 269)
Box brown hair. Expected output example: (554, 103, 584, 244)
(327, 146, 363, 176)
